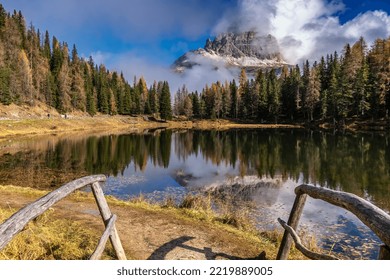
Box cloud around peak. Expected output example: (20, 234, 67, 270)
(213, 0, 390, 64)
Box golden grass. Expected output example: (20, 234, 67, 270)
(0, 114, 303, 140)
(0, 186, 314, 260)
(0, 208, 111, 260)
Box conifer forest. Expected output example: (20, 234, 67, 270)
(0, 5, 389, 125)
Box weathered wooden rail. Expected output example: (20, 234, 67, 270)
(277, 184, 390, 260)
(0, 175, 126, 260)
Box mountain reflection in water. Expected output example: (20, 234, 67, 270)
(0, 129, 389, 259)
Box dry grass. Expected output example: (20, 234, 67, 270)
(0, 207, 113, 260)
(0, 186, 315, 260)
(0, 117, 302, 140)
(157, 193, 314, 259)
(160, 193, 255, 231)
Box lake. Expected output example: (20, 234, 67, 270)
(1, 128, 389, 259)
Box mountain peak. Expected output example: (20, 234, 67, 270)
(173, 31, 289, 74)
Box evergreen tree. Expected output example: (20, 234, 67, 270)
(0, 4, 6, 29)
(339, 44, 354, 119)
(0, 67, 11, 105)
(97, 65, 109, 114)
(318, 56, 328, 119)
(352, 37, 369, 117)
(191, 92, 201, 119)
(266, 69, 280, 122)
(43, 30, 51, 59)
(256, 70, 268, 121)
(137, 77, 149, 114)
(229, 80, 238, 119)
(301, 60, 310, 119)
(306, 65, 321, 121)
(238, 68, 248, 118)
(84, 63, 96, 115)
(221, 81, 231, 118)
(159, 81, 172, 120)
(56, 43, 71, 112)
(148, 81, 159, 115)
(367, 38, 390, 118)
(183, 95, 193, 119)
(122, 84, 132, 115)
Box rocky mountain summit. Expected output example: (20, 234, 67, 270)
(173, 31, 289, 74)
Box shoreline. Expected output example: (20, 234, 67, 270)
(0, 115, 303, 140)
(1, 113, 389, 144)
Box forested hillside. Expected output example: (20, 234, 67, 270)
(0, 5, 172, 119)
(174, 37, 390, 124)
(0, 4, 389, 125)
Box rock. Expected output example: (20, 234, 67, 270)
(172, 31, 290, 74)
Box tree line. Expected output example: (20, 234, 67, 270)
(174, 37, 390, 125)
(1, 5, 389, 125)
(0, 5, 173, 119)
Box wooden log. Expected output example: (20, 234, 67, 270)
(91, 182, 127, 260)
(295, 185, 390, 248)
(277, 193, 307, 260)
(0, 175, 106, 250)
(379, 245, 390, 260)
(90, 214, 117, 260)
(278, 218, 339, 260)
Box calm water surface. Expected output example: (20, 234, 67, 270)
(1, 129, 389, 259)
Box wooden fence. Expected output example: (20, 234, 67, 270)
(0, 175, 126, 260)
(277, 184, 390, 260)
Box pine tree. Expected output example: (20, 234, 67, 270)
(266, 69, 280, 122)
(122, 84, 132, 115)
(306, 65, 321, 121)
(213, 82, 222, 119)
(183, 95, 193, 119)
(0, 67, 11, 105)
(137, 77, 149, 114)
(229, 80, 238, 119)
(84, 63, 96, 115)
(43, 30, 51, 59)
(238, 68, 248, 118)
(352, 37, 369, 117)
(174, 85, 188, 116)
(367, 38, 390, 119)
(301, 60, 310, 120)
(256, 70, 268, 121)
(221, 81, 231, 118)
(0, 4, 6, 29)
(159, 81, 172, 120)
(339, 44, 354, 119)
(280, 69, 294, 121)
(50, 36, 62, 76)
(148, 81, 159, 115)
(56, 43, 71, 112)
(191, 92, 201, 119)
(318, 56, 328, 119)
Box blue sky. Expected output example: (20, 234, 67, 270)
(1, 0, 390, 91)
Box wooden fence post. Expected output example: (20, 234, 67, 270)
(0, 175, 106, 251)
(91, 182, 127, 260)
(277, 193, 307, 260)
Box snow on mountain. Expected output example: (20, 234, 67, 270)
(173, 31, 290, 74)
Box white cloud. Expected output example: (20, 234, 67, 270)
(215, 0, 390, 64)
(89, 51, 112, 66)
(103, 51, 237, 95)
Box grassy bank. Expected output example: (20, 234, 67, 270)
(0, 114, 302, 139)
(0, 185, 312, 260)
